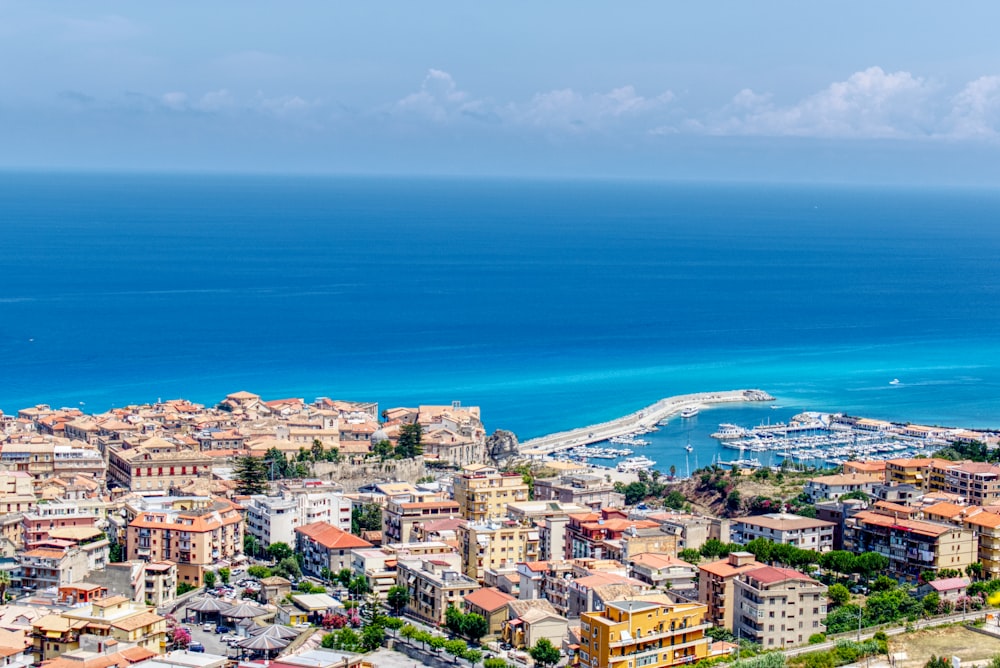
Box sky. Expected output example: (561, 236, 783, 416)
(4, 2, 1000, 184)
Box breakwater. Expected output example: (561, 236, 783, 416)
(519, 389, 774, 455)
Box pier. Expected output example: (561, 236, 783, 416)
(519, 389, 774, 456)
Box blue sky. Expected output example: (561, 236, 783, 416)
(4, 2, 1000, 183)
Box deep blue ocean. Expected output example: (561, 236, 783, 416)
(2, 173, 999, 470)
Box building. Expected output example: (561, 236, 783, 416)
(416, 403, 487, 468)
(734, 566, 828, 648)
(108, 439, 212, 494)
(945, 462, 1000, 505)
(731, 513, 835, 553)
(533, 475, 625, 510)
(803, 473, 884, 503)
(565, 509, 662, 560)
(0, 471, 37, 516)
(462, 587, 515, 639)
(295, 521, 373, 578)
(453, 464, 529, 523)
(32, 598, 166, 661)
(579, 600, 711, 668)
(884, 458, 954, 490)
(125, 496, 243, 586)
(245, 490, 354, 550)
(644, 512, 731, 553)
(628, 553, 699, 591)
(381, 500, 461, 544)
(963, 511, 1000, 578)
(698, 552, 762, 631)
(846, 510, 977, 582)
(22, 503, 98, 548)
(396, 558, 480, 626)
(458, 521, 540, 582)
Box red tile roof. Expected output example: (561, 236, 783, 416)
(295, 521, 373, 550)
(464, 587, 516, 612)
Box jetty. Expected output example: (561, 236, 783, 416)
(519, 389, 774, 456)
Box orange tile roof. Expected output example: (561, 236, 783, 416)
(923, 502, 968, 519)
(464, 587, 516, 612)
(41, 647, 155, 668)
(699, 557, 761, 579)
(964, 511, 1000, 529)
(295, 521, 373, 550)
(854, 511, 953, 537)
(744, 565, 816, 585)
(110, 611, 163, 632)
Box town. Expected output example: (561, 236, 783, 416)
(3, 392, 1000, 668)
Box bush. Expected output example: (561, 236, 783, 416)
(808, 633, 827, 644)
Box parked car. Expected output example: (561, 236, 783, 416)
(202, 623, 214, 632)
(188, 643, 205, 653)
(216, 625, 231, 634)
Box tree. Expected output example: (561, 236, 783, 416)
(172, 626, 191, 649)
(396, 423, 423, 459)
(461, 613, 490, 644)
(361, 624, 385, 652)
(463, 649, 483, 666)
(109, 542, 124, 563)
(854, 552, 890, 580)
(336, 568, 353, 588)
(669, 464, 677, 478)
(348, 575, 371, 599)
(218, 567, 231, 585)
(311, 439, 325, 461)
(678, 548, 701, 565)
(387, 585, 410, 615)
(352, 503, 382, 535)
(528, 638, 561, 668)
(828, 583, 850, 607)
(372, 439, 394, 459)
(699, 538, 729, 559)
(0, 570, 9, 603)
(273, 556, 302, 580)
(244, 534, 260, 558)
(483, 660, 509, 668)
(922, 592, 941, 615)
(233, 455, 269, 495)
(445, 639, 468, 662)
(968, 562, 985, 581)
(445, 604, 464, 635)
(203, 570, 217, 589)
(429, 636, 446, 650)
(268, 542, 293, 562)
(247, 565, 272, 579)
(726, 489, 742, 511)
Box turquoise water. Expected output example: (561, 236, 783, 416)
(1, 173, 999, 475)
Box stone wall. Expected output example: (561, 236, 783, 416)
(311, 457, 429, 491)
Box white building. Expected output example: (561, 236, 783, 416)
(245, 492, 352, 549)
(732, 513, 836, 553)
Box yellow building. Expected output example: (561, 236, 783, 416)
(580, 600, 710, 668)
(458, 521, 540, 582)
(32, 597, 166, 661)
(453, 464, 529, 523)
(884, 458, 955, 491)
(964, 511, 1000, 579)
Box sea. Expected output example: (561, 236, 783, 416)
(2, 172, 999, 473)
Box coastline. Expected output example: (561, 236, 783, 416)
(519, 388, 774, 456)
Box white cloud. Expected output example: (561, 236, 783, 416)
(394, 69, 488, 122)
(58, 14, 142, 42)
(704, 67, 937, 138)
(513, 85, 674, 131)
(946, 75, 1000, 139)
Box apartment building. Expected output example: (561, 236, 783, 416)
(698, 552, 762, 631)
(416, 403, 487, 468)
(644, 512, 731, 553)
(732, 513, 835, 553)
(734, 566, 828, 648)
(964, 511, 1000, 578)
(453, 464, 529, 522)
(945, 462, 1000, 505)
(846, 510, 977, 582)
(629, 553, 699, 591)
(23, 503, 98, 548)
(533, 475, 625, 510)
(107, 438, 212, 494)
(458, 521, 540, 582)
(125, 496, 244, 585)
(396, 558, 481, 626)
(244, 491, 352, 550)
(803, 473, 884, 502)
(1, 440, 105, 484)
(382, 499, 461, 543)
(884, 458, 955, 490)
(579, 600, 711, 668)
(32, 597, 166, 661)
(0, 471, 37, 515)
(565, 509, 660, 560)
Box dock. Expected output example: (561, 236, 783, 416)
(519, 389, 774, 456)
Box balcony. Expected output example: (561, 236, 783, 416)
(608, 623, 710, 649)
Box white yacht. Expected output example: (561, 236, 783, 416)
(710, 423, 748, 440)
(680, 406, 699, 419)
(617, 456, 657, 472)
